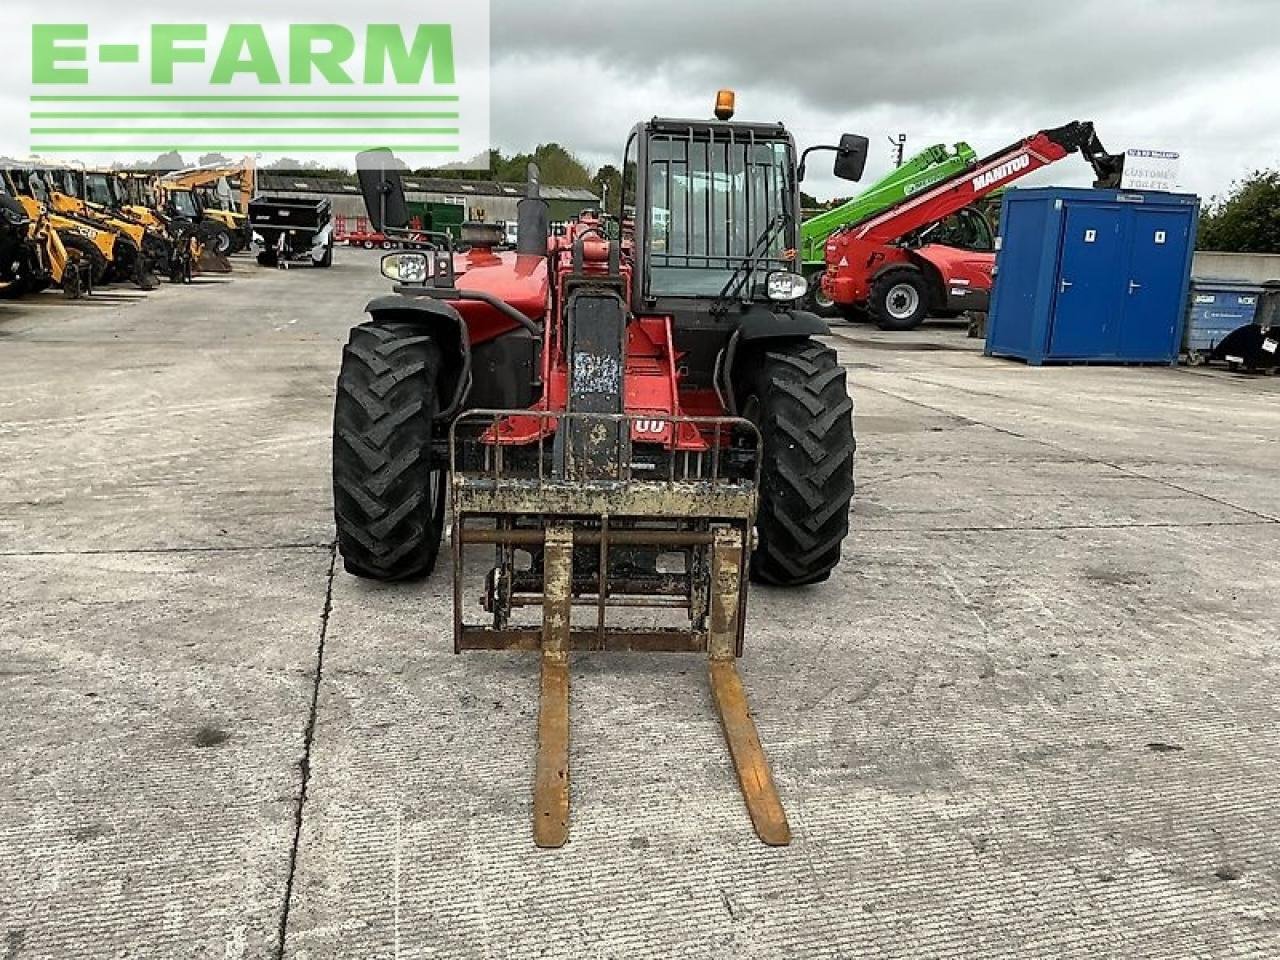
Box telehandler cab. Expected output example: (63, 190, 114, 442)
(332, 93, 868, 846)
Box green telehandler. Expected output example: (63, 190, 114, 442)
(802, 141, 977, 311)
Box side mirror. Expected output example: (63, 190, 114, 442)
(356, 148, 410, 232)
(833, 134, 869, 182)
(797, 133, 870, 183)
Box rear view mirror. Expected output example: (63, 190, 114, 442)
(356, 149, 409, 231)
(833, 134, 869, 182)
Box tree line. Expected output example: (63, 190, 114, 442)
(1198, 170, 1280, 254)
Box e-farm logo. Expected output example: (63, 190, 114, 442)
(18, 4, 490, 169)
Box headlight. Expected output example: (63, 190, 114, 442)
(766, 270, 808, 302)
(381, 252, 429, 283)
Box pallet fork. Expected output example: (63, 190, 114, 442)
(450, 410, 791, 847)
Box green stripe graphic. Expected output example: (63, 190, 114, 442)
(32, 111, 459, 119)
(31, 145, 462, 153)
(30, 95, 459, 103)
(32, 127, 461, 135)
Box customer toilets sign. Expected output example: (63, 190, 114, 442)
(1120, 149, 1181, 192)
(5, 0, 490, 170)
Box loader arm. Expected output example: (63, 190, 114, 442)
(800, 141, 978, 266)
(846, 122, 1122, 249)
(820, 121, 1126, 316)
(158, 156, 257, 214)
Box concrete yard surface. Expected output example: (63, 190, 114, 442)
(1, 250, 1278, 959)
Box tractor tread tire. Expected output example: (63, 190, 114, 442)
(869, 267, 929, 331)
(333, 322, 445, 581)
(747, 340, 855, 586)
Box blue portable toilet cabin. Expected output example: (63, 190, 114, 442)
(986, 187, 1199, 365)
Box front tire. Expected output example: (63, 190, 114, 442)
(741, 340, 856, 586)
(869, 267, 929, 331)
(207, 225, 233, 257)
(333, 323, 446, 581)
(60, 234, 108, 287)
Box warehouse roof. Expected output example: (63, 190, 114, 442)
(254, 172, 597, 203)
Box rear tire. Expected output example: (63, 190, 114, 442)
(333, 323, 446, 581)
(740, 340, 855, 586)
(316, 239, 334, 269)
(869, 267, 929, 331)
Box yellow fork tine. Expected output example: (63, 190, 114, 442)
(709, 659, 791, 846)
(533, 652, 570, 848)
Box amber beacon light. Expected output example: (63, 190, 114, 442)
(714, 89, 736, 121)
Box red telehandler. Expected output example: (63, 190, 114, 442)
(820, 121, 1126, 329)
(334, 94, 870, 847)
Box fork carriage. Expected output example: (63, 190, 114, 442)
(450, 410, 789, 847)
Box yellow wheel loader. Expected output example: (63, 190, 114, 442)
(43, 165, 163, 290)
(115, 172, 199, 283)
(0, 177, 91, 299)
(76, 168, 192, 285)
(2, 164, 136, 289)
(157, 157, 257, 259)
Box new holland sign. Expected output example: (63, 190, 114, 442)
(5, 0, 491, 170)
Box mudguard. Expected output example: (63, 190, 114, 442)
(718, 306, 832, 414)
(734, 304, 831, 341)
(364, 294, 471, 417)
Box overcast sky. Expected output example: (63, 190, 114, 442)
(3, 0, 1277, 200)
(489, 0, 1280, 201)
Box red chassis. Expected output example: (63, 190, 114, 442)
(443, 212, 723, 451)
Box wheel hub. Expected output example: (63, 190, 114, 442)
(887, 283, 920, 320)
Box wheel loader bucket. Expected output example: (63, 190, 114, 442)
(450, 410, 791, 848)
(194, 243, 232, 274)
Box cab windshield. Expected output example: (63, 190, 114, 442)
(84, 174, 119, 208)
(169, 191, 200, 219)
(647, 133, 791, 296)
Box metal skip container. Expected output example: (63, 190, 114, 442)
(1213, 279, 1280, 372)
(1184, 278, 1262, 364)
